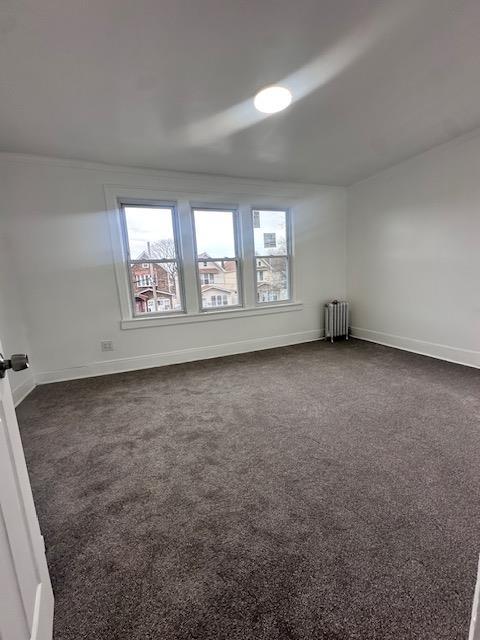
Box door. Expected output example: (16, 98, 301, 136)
(0, 343, 54, 640)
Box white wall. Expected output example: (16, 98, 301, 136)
(2, 126, 478, 392)
(0, 155, 346, 384)
(0, 170, 35, 403)
(347, 131, 480, 367)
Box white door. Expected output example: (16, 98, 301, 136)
(0, 343, 54, 640)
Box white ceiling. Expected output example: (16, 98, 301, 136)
(1, 0, 480, 185)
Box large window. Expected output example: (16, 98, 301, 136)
(192, 208, 241, 310)
(253, 209, 291, 303)
(121, 204, 184, 316)
(110, 190, 297, 325)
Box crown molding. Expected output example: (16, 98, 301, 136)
(0, 152, 341, 194)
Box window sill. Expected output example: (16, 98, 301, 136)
(120, 301, 304, 330)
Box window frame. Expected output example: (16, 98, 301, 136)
(106, 186, 302, 329)
(252, 207, 293, 306)
(191, 206, 244, 313)
(119, 199, 187, 318)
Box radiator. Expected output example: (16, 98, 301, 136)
(324, 301, 349, 343)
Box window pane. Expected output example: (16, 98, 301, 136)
(193, 209, 236, 257)
(130, 261, 182, 314)
(124, 207, 176, 260)
(198, 259, 239, 309)
(256, 257, 289, 303)
(253, 209, 287, 256)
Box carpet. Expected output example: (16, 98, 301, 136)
(16, 339, 480, 639)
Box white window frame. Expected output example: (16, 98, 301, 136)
(191, 206, 244, 312)
(117, 198, 186, 318)
(105, 186, 302, 330)
(252, 207, 293, 306)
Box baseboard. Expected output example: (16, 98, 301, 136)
(351, 327, 480, 369)
(12, 377, 36, 406)
(35, 329, 323, 384)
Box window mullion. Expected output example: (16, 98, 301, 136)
(196, 257, 237, 262)
(239, 203, 255, 307)
(256, 253, 289, 257)
(130, 259, 177, 265)
(177, 199, 199, 314)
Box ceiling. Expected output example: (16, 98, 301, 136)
(1, 0, 480, 185)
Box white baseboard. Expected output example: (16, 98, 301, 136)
(35, 329, 323, 385)
(351, 327, 480, 369)
(12, 377, 36, 406)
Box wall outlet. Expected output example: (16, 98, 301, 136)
(101, 340, 114, 352)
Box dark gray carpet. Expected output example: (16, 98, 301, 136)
(16, 339, 480, 640)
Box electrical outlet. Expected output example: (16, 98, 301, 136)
(101, 340, 114, 352)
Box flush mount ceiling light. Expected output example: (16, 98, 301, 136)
(254, 86, 292, 114)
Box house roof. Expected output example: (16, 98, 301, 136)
(255, 257, 273, 269)
(136, 244, 174, 264)
(201, 285, 234, 294)
(223, 261, 237, 272)
(257, 282, 284, 291)
(135, 288, 174, 298)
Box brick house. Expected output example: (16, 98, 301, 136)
(131, 250, 177, 313)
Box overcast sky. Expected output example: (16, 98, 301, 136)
(124, 207, 174, 258)
(124, 207, 286, 259)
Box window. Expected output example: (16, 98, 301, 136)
(208, 294, 229, 307)
(253, 209, 291, 304)
(137, 273, 155, 287)
(192, 208, 241, 310)
(121, 204, 184, 315)
(108, 187, 299, 327)
(200, 272, 214, 285)
(258, 291, 279, 303)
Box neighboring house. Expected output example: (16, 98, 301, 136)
(201, 285, 233, 308)
(198, 253, 238, 307)
(132, 250, 286, 311)
(255, 257, 288, 302)
(132, 247, 179, 313)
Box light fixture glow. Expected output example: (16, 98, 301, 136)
(254, 86, 292, 114)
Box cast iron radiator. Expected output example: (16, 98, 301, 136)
(325, 300, 349, 343)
